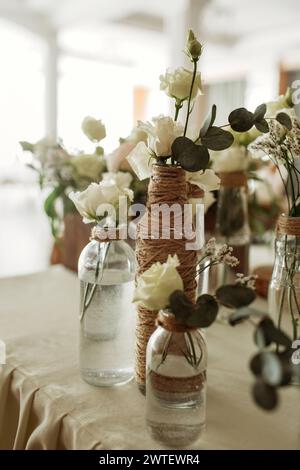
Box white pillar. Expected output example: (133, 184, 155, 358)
(166, 0, 209, 69)
(45, 31, 58, 139)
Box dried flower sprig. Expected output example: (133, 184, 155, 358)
(196, 238, 239, 279)
(235, 273, 258, 290)
(250, 113, 300, 216)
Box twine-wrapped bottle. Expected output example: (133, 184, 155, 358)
(135, 165, 198, 391)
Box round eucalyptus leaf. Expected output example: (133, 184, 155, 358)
(186, 294, 219, 328)
(171, 136, 194, 158)
(250, 353, 263, 376)
(253, 103, 267, 122)
(201, 126, 234, 151)
(177, 144, 210, 172)
(252, 380, 278, 411)
(255, 119, 269, 133)
(169, 290, 194, 321)
(216, 284, 256, 309)
(276, 112, 292, 130)
(228, 307, 251, 326)
(254, 324, 269, 348)
(229, 108, 254, 132)
(257, 317, 291, 348)
(261, 352, 283, 386)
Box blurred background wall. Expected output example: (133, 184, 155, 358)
(0, 0, 300, 276)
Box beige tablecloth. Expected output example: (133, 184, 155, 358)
(0, 265, 299, 450)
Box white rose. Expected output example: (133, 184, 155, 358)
(211, 146, 249, 173)
(126, 127, 148, 145)
(159, 67, 202, 102)
(138, 115, 183, 157)
(186, 169, 220, 192)
(69, 180, 133, 223)
(133, 254, 183, 311)
(126, 141, 153, 180)
(102, 171, 133, 189)
(81, 116, 106, 142)
(72, 154, 105, 180)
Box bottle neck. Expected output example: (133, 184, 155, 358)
(156, 310, 197, 333)
(90, 224, 127, 242)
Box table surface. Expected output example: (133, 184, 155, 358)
(0, 252, 299, 450)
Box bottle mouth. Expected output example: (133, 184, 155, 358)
(156, 310, 196, 333)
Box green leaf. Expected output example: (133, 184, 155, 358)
(216, 284, 256, 309)
(200, 104, 217, 137)
(255, 119, 269, 133)
(255, 317, 292, 349)
(276, 112, 292, 130)
(172, 137, 209, 172)
(252, 380, 278, 411)
(186, 294, 219, 328)
(44, 186, 64, 239)
(19, 141, 34, 152)
(169, 290, 194, 322)
(294, 203, 300, 217)
(253, 103, 267, 122)
(228, 107, 254, 132)
(201, 126, 234, 151)
(261, 353, 282, 386)
(250, 353, 263, 376)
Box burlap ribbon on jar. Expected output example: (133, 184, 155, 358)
(276, 214, 300, 237)
(218, 171, 247, 188)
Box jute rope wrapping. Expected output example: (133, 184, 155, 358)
(156, 311, 196, 333)
(135, 165, 198, 388)
(218, 171, 248, 188)
(276, 214, 300, 236)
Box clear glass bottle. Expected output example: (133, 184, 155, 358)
(146, 311, 207, 447)
(78, 228, 135, 386)
(268, 233, 300, 341)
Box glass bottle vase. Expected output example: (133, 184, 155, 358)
(146, 311, 207, 447)
(268, 222, 300, 341)
(78, 228, 135, 386)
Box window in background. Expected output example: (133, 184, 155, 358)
(0, 19, 51, 277)
(58, 56, 134, 153)
(204, 79, 246, 125)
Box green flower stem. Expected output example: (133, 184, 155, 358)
(183, 59, 198, 137)
(171, 101, 183, 165)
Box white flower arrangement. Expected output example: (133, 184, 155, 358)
(133, 254, 183, 311)
(69, 177, 134, 225)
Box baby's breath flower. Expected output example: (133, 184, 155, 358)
(235, 273, 257, 290)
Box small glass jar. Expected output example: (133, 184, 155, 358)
(78, 226, 135, 386)
(268, 227, 300, 341)
(146, 311, 207, 447)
